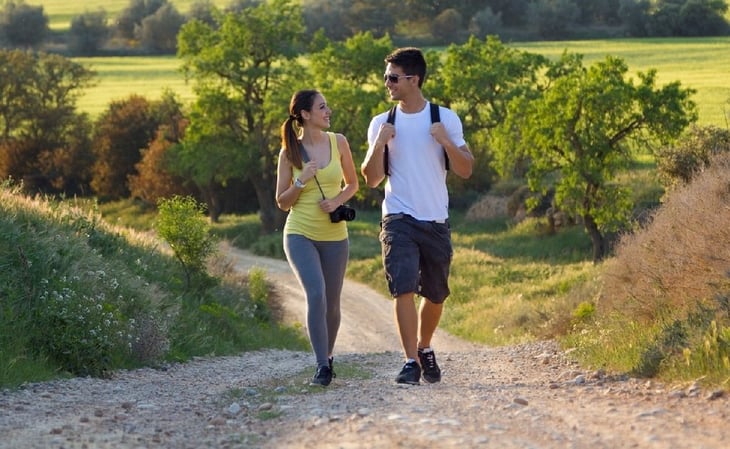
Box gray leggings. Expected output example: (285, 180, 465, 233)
(284, 234, 348, 367)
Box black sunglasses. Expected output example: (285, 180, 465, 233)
(384, 73, 415, 84)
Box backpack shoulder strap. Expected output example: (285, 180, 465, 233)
(387, 106, 397, 124)
(383, 103, 449, 176)
(383, 106, 396, 176)
(429, 103, 449, 170)
(430, 102, 440, 123)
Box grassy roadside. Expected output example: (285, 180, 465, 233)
(0, 186, 307, 389)
(7, 148, 729, 388)
(115, 155, 730, 386)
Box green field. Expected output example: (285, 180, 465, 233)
(75, 56, 196, 116)
(73, 37, 730, 126)
(27, 2, 730, 125)
(28, 0, 231, 30)
(514, 37, 730, 128)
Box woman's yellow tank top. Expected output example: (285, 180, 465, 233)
(284, 132, 348, 241)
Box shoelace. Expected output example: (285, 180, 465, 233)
(421, 352, 437, 369)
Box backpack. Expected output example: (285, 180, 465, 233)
(383, 102, 449, 176)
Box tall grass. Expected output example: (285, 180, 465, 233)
(0, 184, 307, 388)
(567, 153, 730, 385)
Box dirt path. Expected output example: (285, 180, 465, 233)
(220, 241, 479, 354)
(1, 244, 728, 449)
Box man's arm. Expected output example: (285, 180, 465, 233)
(443, 141, 474, 179)
(361, 122, 395, 187)
(431, 122, 474, 179)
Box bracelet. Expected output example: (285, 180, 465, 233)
(294, 178, 306, 189)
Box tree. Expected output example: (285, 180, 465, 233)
(115, 0, 167, 41)
(129, 91, 195, 204)
(307, 31, 394, 206)
(619, 0, 651, 37)
(527, 0, 580, 40)
(655, 124, 730, 190)
(302, 0, 351, 41)
(429, 36, 550, 193)
(431, 9, 465, 43)
(68, 10, 110, 56)
(136, 2, 185, 54)
(0, 1, 48, 48)
(469, 7, 503, 39)
(492, 54, 697, 262)
(344, 0, 396, 37)
(177, 0, 306, 229)
(187, 0, 217, 26)
(0, 50, 95, 194)
(91, 95, 159, 200)
(677, 0, 729, 36)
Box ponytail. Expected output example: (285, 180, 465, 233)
(280, 90, 319, 169)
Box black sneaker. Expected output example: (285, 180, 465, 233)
(310, 365, 333, 386)
(395, 360, 421, 385)
(418, 348, 441, 383)
(328, 356, 337, 380)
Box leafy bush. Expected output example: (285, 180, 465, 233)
(155, 195, 217, 289)
(655, 125, 730, 191)
(34, 274, 138, 376)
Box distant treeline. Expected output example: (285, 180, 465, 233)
(1, 0, 729, 56)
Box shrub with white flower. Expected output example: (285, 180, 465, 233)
(36, 274, 136, 376)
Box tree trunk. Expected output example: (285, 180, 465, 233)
(200, 183, 223, 223)
(250, 172, 286, 234)
(583, 214, 606, 263)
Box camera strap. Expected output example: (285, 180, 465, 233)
(299, 146, 327, 200)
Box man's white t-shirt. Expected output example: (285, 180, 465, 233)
(366, 102, 466, 221)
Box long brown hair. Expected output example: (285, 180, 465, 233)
(280, 89, 319, 169)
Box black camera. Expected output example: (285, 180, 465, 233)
(329, 205, 356, 223)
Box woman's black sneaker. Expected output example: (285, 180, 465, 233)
(395, 360, 421, 384)
(310, 365, 333, 386)
(418, 348, 441, 383)
(328, 356, 336, 380)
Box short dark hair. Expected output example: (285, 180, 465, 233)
(385, 47, 426, 87)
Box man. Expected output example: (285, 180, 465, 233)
(362, 47, 474, 384)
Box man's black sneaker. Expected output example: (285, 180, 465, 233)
(310, 365, 333, 386)
(395, 360, 421, 385)
(418, 348, 442, 383)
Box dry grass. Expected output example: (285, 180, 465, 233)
(564, 154, 730, 383)
(465, 194, 509, 221)
(600, 153, 730, 322)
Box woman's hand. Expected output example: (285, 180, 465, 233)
(300, 161, 318, 183)
(318, 198, 340, 213)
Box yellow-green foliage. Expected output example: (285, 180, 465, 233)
(156, 195, 216, 281)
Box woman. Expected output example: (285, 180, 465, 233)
(275, 90, 359, 386)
